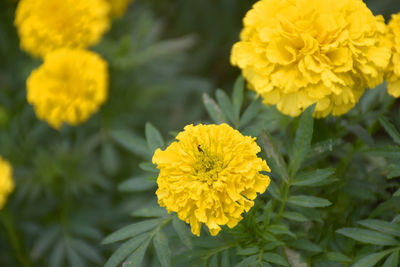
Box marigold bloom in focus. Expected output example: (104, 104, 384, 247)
(26, 49, 108, 129)
(108, 0, 134, 17)
(14, 0, 110, 58)
(385, 13, 400, 98)
(153, 124, 271, 236)
(231, 0, 391, 118)
(0, 157, 14, 210)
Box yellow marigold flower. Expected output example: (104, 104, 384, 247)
(14, 0, 110, 58)
(231, 0, 391, 118)
(26, 49, 108, 129)
(108, 0, 134, 18)
(0, 157, 14, 210)
(385, 13, 400, 98)
(153, 124, 271, 236)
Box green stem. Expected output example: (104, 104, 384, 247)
(0, 210, 31, 267)
(274, 181, 290, 224)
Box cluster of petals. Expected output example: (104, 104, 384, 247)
(153, 123, 270, 236)
(26, 49, 108, 129)
(231, 0, 391, 118)
(0, 157, 14, 210)
(14, 0, 110, 58)
(385, 13, 400, 98)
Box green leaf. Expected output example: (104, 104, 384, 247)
(131, 205, 168, 218)
(383, 251, 399, 267)
(216, 89, 235, 124)
(336, 228, 399, 246)
(101, 142, 119, 175)
(290, 239, 323, 253)
(102, 219, 162, 244)
(282, 211, 308, 222)
(326, 252, 351, 263)
(123, 237, 151, 267)
(139, 162, 159, 173)
(292, 168, 335, 187)
(232, 75, 244, 121)
(263, 253, 289, 266)
(118, 175, 155, 192)
(240, 100, 260, 127)
(31, 226, 60, 260)
(221, 250, 230, 267)
(104, 233, 149, 267)
(358, 219, 400, 237)
(209, 254, 218, 267)
(111, 129, 151, 159)
(351, 249, 394, 267)
(145, 122, 164, 153)
(289, 105, 314, 176)
(261, 131, 289, 183)
(172, 216, 192, 248)
(379, 117, 400, 145)
(394, 188, 400, 197)
(267, 225, 296, 239)
(153, 230, 171, 267)
(287, 195, 331, 208)
(388, 164, 400, 179)
(366, 146, 400, 158)
(235, 255, 258, 267)
(70, 238, 103, 264)
(203, 93, 227, 123)
(237, 247, 259, 256)
(66, 245, 85, 267)
(49, 240, 65, 267)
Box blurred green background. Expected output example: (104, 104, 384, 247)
(0, 0, 399, 266)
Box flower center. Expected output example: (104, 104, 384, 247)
(193, 145, 223, 184)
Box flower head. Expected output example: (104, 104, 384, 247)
(15, 0, 110, 58)
(153, 124, 270, 236)
(26, 49, 108, 129)
(231, 0, 391, 118)
(108, 0, 134, 18)
(385, 13, 400, 98)
(0, 157, 14, 210)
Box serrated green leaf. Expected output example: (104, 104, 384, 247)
(240, 100, 260, 127)
(289, 105, 314, 176)
(203, 93, 227, 123)
(261, 131, 289, 183)
(292, 168, 335, 187)
(132, 205, 168, 218)
(282, 211, 308, 222)
(122, 237, 151, 267)
(102, 219, 162, 244)
(172, 216, 192, 248)
(153, 230, 171, 267)
(351, 249, 394, 267)
(118, 175, 155, 192)
(70, 238, 103, 264)
(326, 252, 351, 263)
(104, 233, 149, 267)
(237, 247, 259, 256)
(379, 117, 400, 145)
(221, 250, 230, 267)
(111, 129, 151, 158)
(49, 239, 65, 267)
(358, 219, 400, 237)
(336, 228, 399, 246)
(287, 195, 331, 208)
(145, 122, 164, 153)
(232, 75, 244, 121)
(263, 252, 289, 266)
(216, 89, 235, 124)
(383, 251, 399, 267)
(290, 240, 323, 253)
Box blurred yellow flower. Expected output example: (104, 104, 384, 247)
(0, 157, 14, 210)
(385, 13, 400, 98)
(14, 0, 110, 58)
(108, 0, 134, 18)
(26, 49, 108, 129)
(153, 124, 270, 236)
(231, 0, 391, 118)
